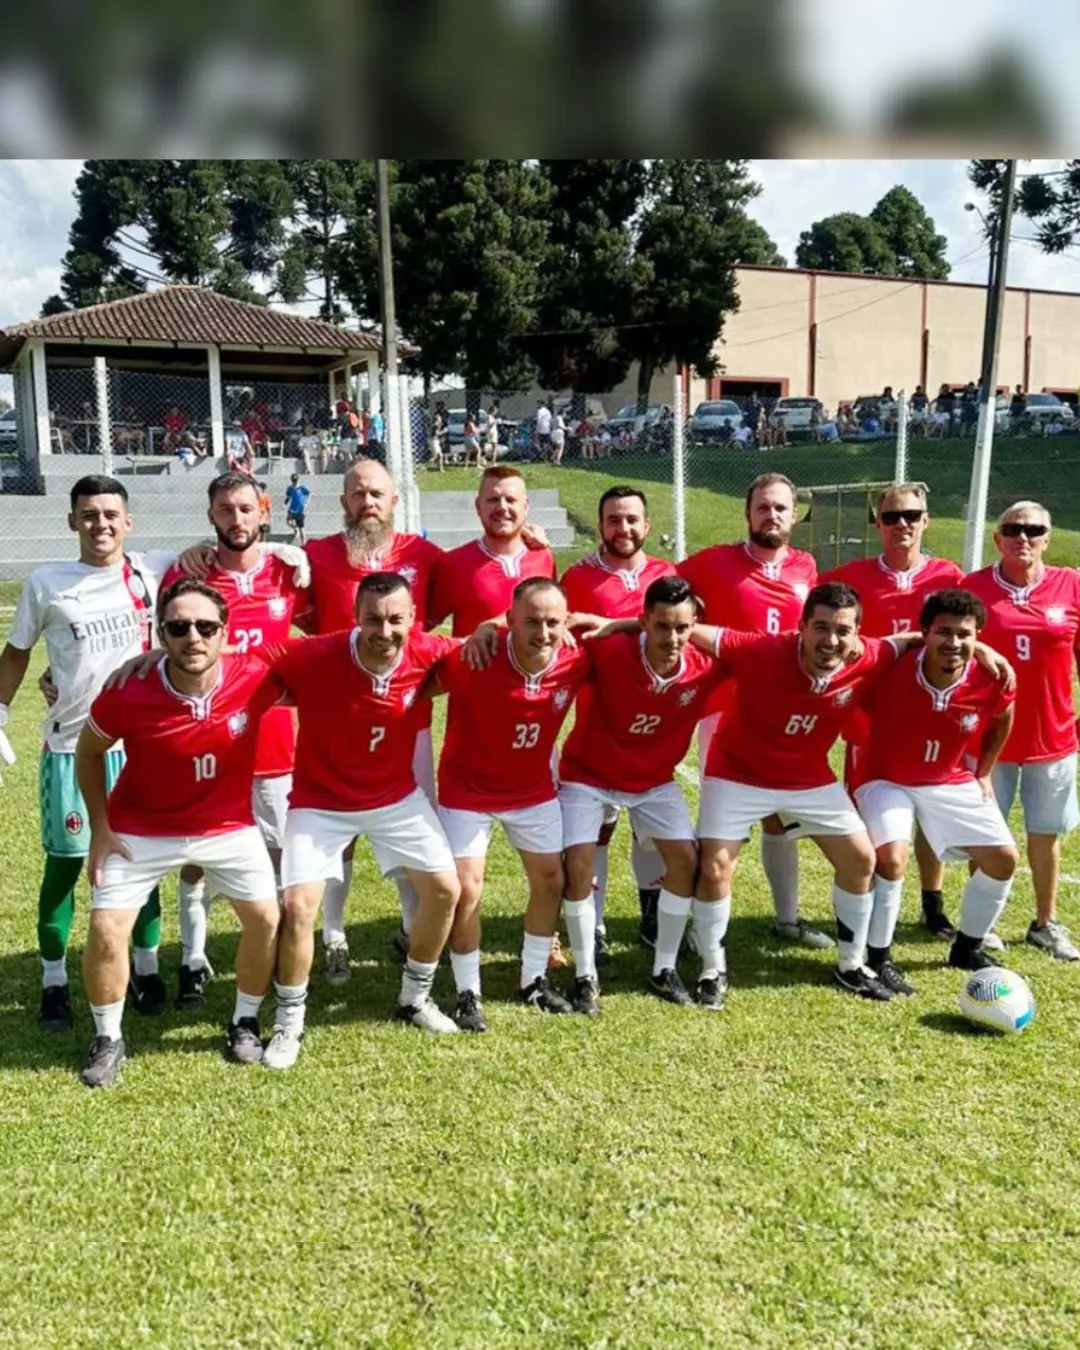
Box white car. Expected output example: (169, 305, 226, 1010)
(768, 397, 824, 435)
(689, 400, 744, 441)
(995, 392, 1075, 431)
(0, 408, 16, 449)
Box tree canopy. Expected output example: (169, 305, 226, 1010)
(795, 188, 949, 279)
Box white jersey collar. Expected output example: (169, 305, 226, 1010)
(914, 647, 971, 711)
(157, 657, 223, 721)
(479, 537, 527, 577)
(876, 554, 927, 592)
(506, 631, 558, 695)
(638, 631, 684, 693)
(592, 551, 650, 592)
(992, 562, 1045, 606)
(349, 628, 406, 695)
(743, 541, 788, 581)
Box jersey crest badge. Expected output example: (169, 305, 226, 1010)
(227, 711, 249, 738)
(268, 597, 287, 619)
(399, 565, 418, 587)
(553, 688, 570, 710)
(832, 687, 853, 707)
(678, 688, 697, 706)
(960, 713, 979, 732)
(64, 811, 84, 835)
(1046, 605, 1067, 625)
(792, 581, 810, 601)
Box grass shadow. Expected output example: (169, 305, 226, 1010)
(919, 1010, 988, 1037)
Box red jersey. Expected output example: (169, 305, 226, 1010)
(429, 539, 557, 637)
(560, 631, 728, 793)
(87, 655, 282, 836)
(560, 551, 677, 620)
(261, 628, 458, 811)
(437, 637, 589, 812)
(706, 631, 895, 790)
(678, 542, 818, 716)
(857, 649, 1014, 787)
(300, 531, 443, 635)
(963, 563, 1080, 764)
(822, 554, 965, 637)
(162, 553, 304, 778)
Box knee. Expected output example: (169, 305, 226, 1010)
(874, 846, 907, 882)
(456, 878, 484, 914)
(88, 914, 129, 964)
(242, 901, 281, 940)
(842, 843, 876, 890)
(984, 846, 1019, 882)
(431, 875, 461, 911)
(665, 842, 699, 893)
(564, 850, 594, 898)
(282, 886, 321, 929)
(699, 848, 734, 892)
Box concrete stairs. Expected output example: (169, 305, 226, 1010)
(0, 457, 574, 577)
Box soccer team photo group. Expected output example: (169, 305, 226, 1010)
(1, 459, 1072, 1089)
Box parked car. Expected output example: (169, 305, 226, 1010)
(0, 408, 16, 449)
(688, 400, 744, 442)
(768, 397, 824, 437)
(995, 391, 1075, 432)
(606, 403, 674, 452)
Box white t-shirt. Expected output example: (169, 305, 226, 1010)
(535, 406, 553, 436)
(8, 551, 176, 751)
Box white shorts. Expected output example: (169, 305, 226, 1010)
(413, 728, 436, 804)
(281, 788, 455, 887)
(92, 826, 276, 910)
(697, 711, 722, 787)
(439, 798, 563, 859)
(992, 754, 1080, 837)
(856, 779, 1015, 862)
(699, 778, 864, 842)
(560, 779, 694, 850)
(252, 774, 292, 851)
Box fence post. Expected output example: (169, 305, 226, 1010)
(397, 375, 417, 534)
(206, 346, 225, 462)
(671, 368, 686, 562)
(383, 370, 406, 531)
(94, 356, 113, 476)
(894, 391, 908, 482)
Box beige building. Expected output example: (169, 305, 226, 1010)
(688, 264, 1080, 413)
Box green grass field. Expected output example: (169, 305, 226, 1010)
(4, 453, 1080, 1348)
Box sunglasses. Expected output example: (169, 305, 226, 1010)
(999, 522, 1048, 539)
(161, 619, 223, 639)
(879, 509, 925, 526)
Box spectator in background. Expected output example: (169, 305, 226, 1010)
(163, 406, 204, 457)
(935, 383, 957, 435)
(910, 385, 930, 433)
(879, 386, 896, 432)
(960, 380, 979, 435)
(836, 403, 856, 437)
(227, 428, 255, 476)
(733, 421, 754, 448)
(746, 392, 762, 436)
(1010, 385, 1027, 434)
(771, 405, 789, 446)
(535, 399, 553, 459)
(284, 473, 311, 544)
(463, 412, 482, 467)
(550, 408, 567, 465)
(257, 482, 272, 539)
(484, 402, 501, 464)
(296, 424, 318, 475)
(815, 407, 841, 443)
(429, 404, 448, 471)
(367, 408, 385, 460)
(338, 400, 360, 459)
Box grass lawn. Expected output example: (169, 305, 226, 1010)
(3, 443, 1080, 1346)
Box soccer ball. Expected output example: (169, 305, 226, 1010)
(957, 968, 1035, 1034)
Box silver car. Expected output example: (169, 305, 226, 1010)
(689, 400, 744, 441)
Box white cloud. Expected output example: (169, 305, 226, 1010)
(0, 159, 80, 328)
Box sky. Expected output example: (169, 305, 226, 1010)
(2, 158, 1080, 340)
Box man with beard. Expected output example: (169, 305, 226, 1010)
(299, 459, 443, 980)
(160, 472, 308, 1010)
(678, 473, 832, 949)
(560, 487, 676, 960)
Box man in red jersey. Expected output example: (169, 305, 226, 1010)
(75, 579, 284, 1088)
(559, 576, 724, 1013)
(965, 501, 1080, 961)
(678, 472, 832, 950)
(258, 573, 463, 1069)
(690, 581, 1012, 1009)
(161, 471, 308, 1011)
(854, 590, 1017, 992)
(299, 458, 444, 979)
(432, 578, 591, 1030)
(559, 486, 676, 963)
(823, 483, 966, 941)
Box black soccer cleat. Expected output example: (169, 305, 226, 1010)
(696, 973, 727, 1011)
(648, 967, 694, 1007)
(872, 960, 917, 997)
(832, 966, 893, 1001)
(128, 971, 167, 1016)
(638, 888, 660, 950)
(81, 1035, 127, 1089)
(948, 941, 1002, 972)
(453, 990, 489, 1033)
(921, 892, 956, 941)
(175, 963, 212, 1012)
(226, 1017, 264, 1064)
(572, 975, 601, 1017)
(594, 929, 613, 968)
(38, 984, 73, 1032)
(518, 975, 573, 1014)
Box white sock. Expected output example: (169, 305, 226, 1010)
(868, 875, 904, 950)
(692, 896, 731, 977)
(131, 946, 159, 977)
(321, 860, 352, 947)
(450, 949, 481, 996)
(233, 990, 264, 1024)
(274, 980, 309, 1037)
(833, 886, 872, 971)
(631, 837, 664, 891)
(395, 876, 420, 937)
(520, 931, 552, 988)
(959, 870, 1013, 940)
(653, 890, 692, 976)
(761, 832, 799, 926)
(178, 878, 208, 969)
(400, 957, 438, 1008)
(90, 999, 124, 1041)
(41, 956, 67, 989)
(592, 846, 610, 930)
(563, 897, 597, 980)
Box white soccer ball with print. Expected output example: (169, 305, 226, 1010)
(957, 967, 1035, 1034)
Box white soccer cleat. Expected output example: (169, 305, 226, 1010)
(395, 999, 459, 1034)
(262, 1026, 304, 1070)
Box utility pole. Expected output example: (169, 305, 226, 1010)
(374, 158, 412, 530)
(963, 159, 1017, 573)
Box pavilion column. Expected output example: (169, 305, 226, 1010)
(28, 340, 51, 458)
(206, 346, 225, 461)
(366, 351, 381, 415)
